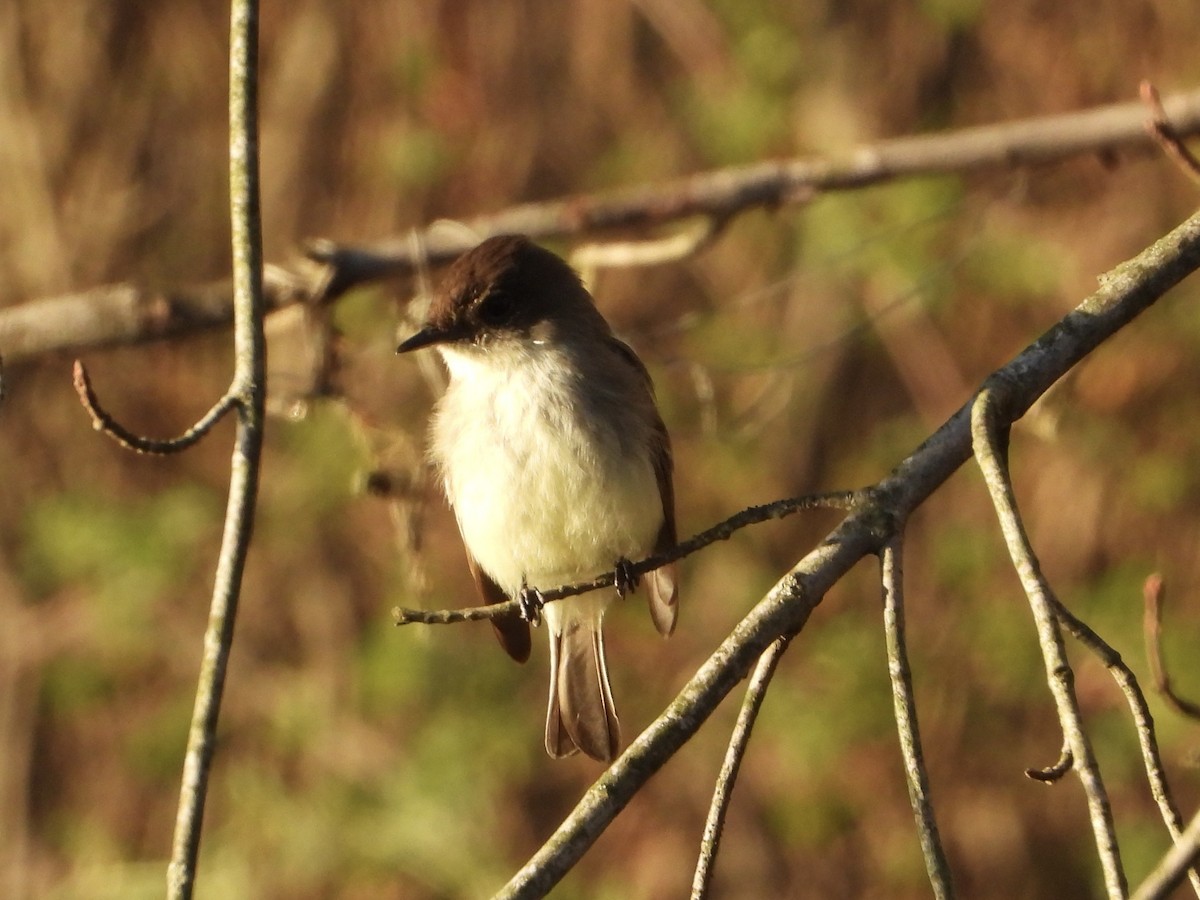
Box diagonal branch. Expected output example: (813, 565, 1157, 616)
(7, 89, 1200, 363)
(881, 535, 955, 899)
(492, 199, 1200, 900)
(971, 388, 1125, 898)
(691, 636, 791, 899)
(1132, 807, 1200, 900)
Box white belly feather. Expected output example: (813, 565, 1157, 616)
(431, 343, 662, 599)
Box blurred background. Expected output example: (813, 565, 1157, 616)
(2, 1, 1200, 897)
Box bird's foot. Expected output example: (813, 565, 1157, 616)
(518, 577, 545, 625)
(613, 557, 640, 599)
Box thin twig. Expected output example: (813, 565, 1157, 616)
(8, 89, 1200, 363)
(692, 636, 791, 899)
(1132, 807, 1200, 900)
(1054, 594, 1200, 895)
(392, 490, 862, 627)
(971, 388, 1126, 899)
(166, 0, 267, 896)
(1025, 742, 1074, 783)
(1141, 81, 1200, 185)
(881, 535, 955, 899)
(1142, 574, 1200, 721)
(72, 360, 237, 454)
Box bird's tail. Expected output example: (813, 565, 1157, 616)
(545, 599, 619, 762)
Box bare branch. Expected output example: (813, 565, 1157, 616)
(881, 536, 955, 899)
(72, 360, 236, 454)
(971, 388, 1126, 898)
(1142, 574, 1200, 721)
(494, 195, 1200, 900)
(1054, 593, 1200, 894)
(1132, 807, 1200, 900)
(7, 89, 1200, 363)
(692, 636, 791, 899)
(392, 490, 862, 627)
(166, 1, 267, 896)
(1141, 81, 1200, 185)
(571, 214, 731, 272)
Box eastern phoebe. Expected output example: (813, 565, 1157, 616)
(397, 235, 679, 762)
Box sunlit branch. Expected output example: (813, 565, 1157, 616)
(971, 388, 1125, 898)
(1054, 591, 1200, 894)
(1132, 807, 1200, 900)
(494, 182, 1200, 900)
(881, 536, 955, 899)
(691, 636, 791, 899)
(8, 89, 1200, 363)
(166, 0, 267, 896)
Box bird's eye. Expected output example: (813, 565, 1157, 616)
(476, 290, 515, 326)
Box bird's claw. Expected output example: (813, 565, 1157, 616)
(614, 557, 639, 599)
(518, 579, 545, 625)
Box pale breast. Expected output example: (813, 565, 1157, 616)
(431, 344, 663, 597)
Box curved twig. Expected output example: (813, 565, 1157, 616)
(691, 636, 791, 899)
(392, 490, 862, 627)
(1025, 743, 1074, 783)
(971, 388, 1126, 898)
(1142, 574, 1200, 721)
(881, 535, 955, 898)
(72, 360, 237, 454)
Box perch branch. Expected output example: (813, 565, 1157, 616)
(882, 535, 955, 899)
(971, 388, 1125, 898)
(1142, 574, 1200, 721)
(494, 197, 1200, 900)
(393, 490, 861, 627)
(691, 636, 791, 899)
(166, 0, 267, 897)
(7, 89, 1200, 362)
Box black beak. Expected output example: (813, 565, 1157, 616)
(396, 324, 460, 354)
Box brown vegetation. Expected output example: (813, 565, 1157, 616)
(2, 2, 1199, 898)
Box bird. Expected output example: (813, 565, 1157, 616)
(397, 234, 679, 762)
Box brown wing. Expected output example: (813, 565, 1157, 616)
(610, 337, 680, 636)
(465, 549, 531, 663)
